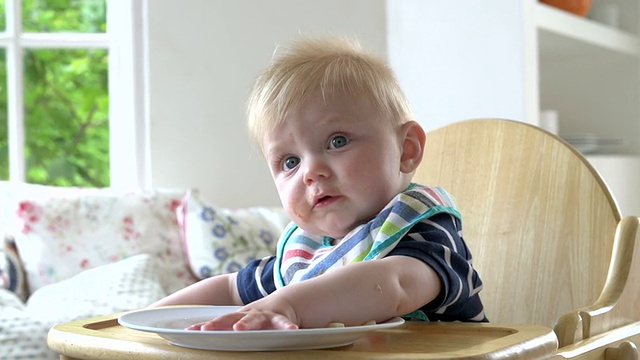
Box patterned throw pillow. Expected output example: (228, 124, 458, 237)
(0, 288, 57, 360)
(11, 186, 197, 294)
(0, 235, 28, 301)
(26, 253, 165, 325)
(180, 190, 290, 279)
(0, 254, 164, 360)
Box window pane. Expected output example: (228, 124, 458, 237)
(23, 0, 106, 33)
(0, 0, 5, 32)
(0, 49, 6, 180)
(24, 48, 109, 187)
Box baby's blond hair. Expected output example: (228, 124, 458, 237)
(247, 36, 414, 151)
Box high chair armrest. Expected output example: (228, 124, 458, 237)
(555, 215, 640, 348)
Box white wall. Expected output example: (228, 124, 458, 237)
(145, 0, 386, 207)
(386, 0, 530, 132)
(144, 0, 640, 216)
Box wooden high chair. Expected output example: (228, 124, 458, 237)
(46, 118, 637, 359)
(417, 118, 640, 358)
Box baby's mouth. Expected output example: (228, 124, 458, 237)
(317, 195, 331, 204)
(313, 194, 339, 208)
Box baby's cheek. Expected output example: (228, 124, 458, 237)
(284, 203, 301, 223)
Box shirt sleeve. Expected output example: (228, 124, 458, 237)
(236, 255, 278, 304)
(388, 212, 487, 322)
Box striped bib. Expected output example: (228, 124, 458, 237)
(273, 183, 461, 288)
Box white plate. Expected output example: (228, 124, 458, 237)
(118, 306, 405, 351)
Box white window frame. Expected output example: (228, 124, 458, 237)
(0, 0, 149, 189)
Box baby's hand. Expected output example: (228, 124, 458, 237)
(187, 309, 299, 331)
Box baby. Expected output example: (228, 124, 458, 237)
(151, 36, 487, 330)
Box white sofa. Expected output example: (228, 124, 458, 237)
(0, 182, 289, 359)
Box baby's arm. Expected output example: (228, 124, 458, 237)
(150, 272, 242, 307)
(194, 255, 440, 330)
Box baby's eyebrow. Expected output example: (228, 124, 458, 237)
(264, 146, 284, 160)
(262, 140, 281, 156)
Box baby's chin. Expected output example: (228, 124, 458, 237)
(291, 210, 377, 239)
(311, 220, 372, 240)
(292, 222, 346, 239)
(307, 228, 348, 240)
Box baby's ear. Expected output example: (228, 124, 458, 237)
(400, 121, 426, 174)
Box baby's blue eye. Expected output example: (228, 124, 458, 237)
(283, 156, 300, 171)
(330, 135, 349, 149)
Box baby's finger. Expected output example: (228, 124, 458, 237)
(233, 312, 298, 331)
(200, 312, 246, 331)
(269, 314, 299, 330)
(185, 322, 205, 330)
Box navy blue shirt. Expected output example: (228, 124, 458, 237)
(236, 212, 487, 322)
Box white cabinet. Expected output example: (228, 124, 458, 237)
(587, 155, 640, 215)
(536, 1, 640, 215)
(537, 2, 639, 154)
(387, 0, 640, 215)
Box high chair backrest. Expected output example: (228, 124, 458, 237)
(416, 118, 623, 331)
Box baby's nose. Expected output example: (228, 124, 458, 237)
(302, 158, 330, 185)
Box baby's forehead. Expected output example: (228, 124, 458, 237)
(256, 90, 399, 147)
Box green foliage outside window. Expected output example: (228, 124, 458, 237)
(0, 0, 109, 187)
(23, 0, 106, 32)
(24, 48, 109, 187)
(0, 49, 6, 179)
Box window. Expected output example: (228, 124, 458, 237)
(0, 0, 147, 188)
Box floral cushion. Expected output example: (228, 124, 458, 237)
(180, 190, 290, 279)
(0, 235, 28, 301)
(10, 185, 197, 294)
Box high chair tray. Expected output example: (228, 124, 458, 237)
(48, 308, 558, 359)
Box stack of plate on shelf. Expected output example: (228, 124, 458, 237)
(560, 133, 600, 154)
(560, 133, 626, 154)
